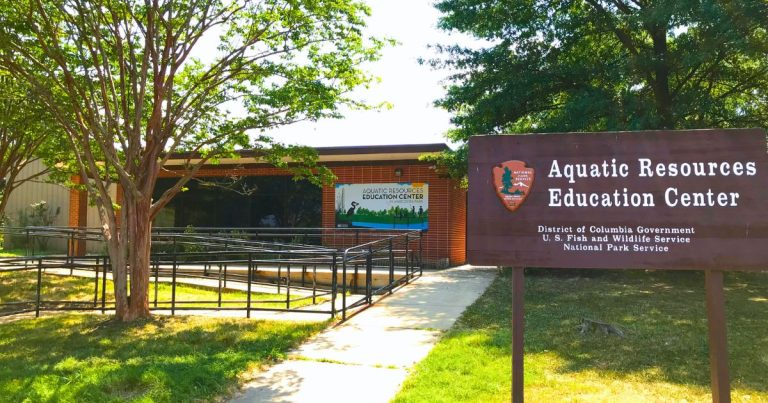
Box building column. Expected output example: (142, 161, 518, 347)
(68, 176, 88, 256)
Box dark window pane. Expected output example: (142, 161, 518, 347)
(153, 176, 321, 228)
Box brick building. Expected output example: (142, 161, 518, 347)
(67, 144, 467, 266)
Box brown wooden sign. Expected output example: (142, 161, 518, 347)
(468, 128, 768, 271)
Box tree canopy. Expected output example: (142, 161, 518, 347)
(428, 0, 768, 179)
(0, 71, 68, 221)
(0, 0, 385, 320)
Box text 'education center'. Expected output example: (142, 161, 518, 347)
(67, 144, 467, 267)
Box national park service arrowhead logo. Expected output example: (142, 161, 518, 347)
(493, 160, 534, 212)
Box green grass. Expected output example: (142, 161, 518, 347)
(393, 269, 768, 402)
(0, 314, 325, 402)
(0, 270, 324, 313)
(0, 249, 25, 258)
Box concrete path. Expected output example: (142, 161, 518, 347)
(231, 265, 496, 403)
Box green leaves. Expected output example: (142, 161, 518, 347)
(0, 69, 70, 217)
(261, 140, 335, 187)
(0, 0, 384, 214)
(0, 1, 384, 315)
(431, 0, 768, 180)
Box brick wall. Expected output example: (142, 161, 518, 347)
(321, 163, 465, 266)
(67, 176, 87, 255)
(448, 181, 467, 265)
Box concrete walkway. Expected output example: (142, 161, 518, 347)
(231, 265, 496, 403)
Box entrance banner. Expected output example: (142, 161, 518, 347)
(335, 183, 428, 230)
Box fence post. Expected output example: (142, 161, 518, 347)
(366, 247, 373, 304)
(69, 232, 74, 274)
(35, 258, 42, 318)
(93, 258, 99, 308)
(217, 263, 223, 308)
(224, 261, 228, 289)
(171, 252, 177, 316)
(419, 231, 423, 276)
(312, 264, 317, 305)
(388, 239, 394, 293)
(153, 257, 159, 308)
(247, 253, 253, 319)
(354, 231, 360, 293)
(404, 234, 410, 283)
(286, 264, 291, 310)
(342, 254, 348, 321)
(203, 237, 210, 276)
(101, 257, 108, 314)
(331, 252, 337, 318)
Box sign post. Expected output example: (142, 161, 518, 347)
(467, 129, 768, 402)
(705, 270, 730, 403)
(511, 267, 525, 403)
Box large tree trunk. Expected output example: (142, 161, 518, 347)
(125, 196, 152, 320)
(120, 193, 152, 321)
(107, 234, 130, 320)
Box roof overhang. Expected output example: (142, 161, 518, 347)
(163, 143, 449, 166)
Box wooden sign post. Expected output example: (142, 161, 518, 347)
(705, 270, 730, 402)
(467, 129, 768, 403)
(511, 267, 525, 403)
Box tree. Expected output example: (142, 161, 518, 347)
(0, 71, 67, 222)
(427, 0, 768, 179)
(0, 0, 385, 321)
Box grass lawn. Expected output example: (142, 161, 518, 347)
(0, 269, 323, 314)
(0, 249, 27, 257)
(0, 314, 325, 402)
(393, 269, 768, 402)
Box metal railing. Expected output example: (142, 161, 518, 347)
(0, 227, 423, 320)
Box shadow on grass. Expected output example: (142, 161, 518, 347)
(0, 314, 325, 402)
(0, 271, 322, 316)
(454, 268, 768, 393)
(0, 271, 99, 315)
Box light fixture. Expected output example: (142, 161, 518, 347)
(394, 168, 403, 177)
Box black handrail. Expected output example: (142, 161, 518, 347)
(0, 226, 424, 321)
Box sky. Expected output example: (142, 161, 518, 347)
(261, 1, 470, 149)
